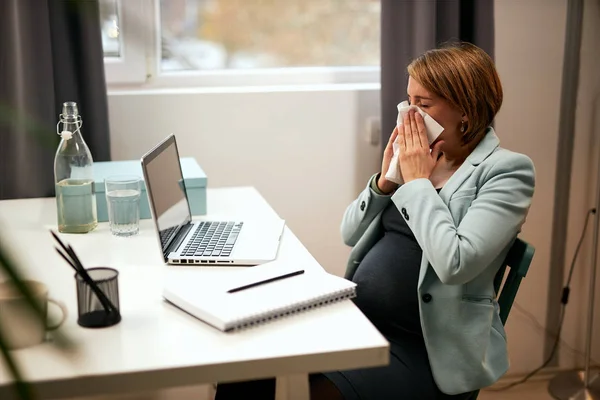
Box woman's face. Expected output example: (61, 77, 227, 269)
(406, 77, 465, 149)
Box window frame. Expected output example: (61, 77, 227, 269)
(104, 0, 381, 89)
(103, 0, 150, 85)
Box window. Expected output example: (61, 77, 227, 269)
(100, 0, 148, 85)
(160, 0, 380, 71)
(102, 0, 381, 88)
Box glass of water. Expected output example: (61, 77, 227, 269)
(105, 175, 141, 237)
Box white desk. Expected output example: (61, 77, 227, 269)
(0, 187, 389, 400)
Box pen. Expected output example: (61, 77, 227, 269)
(227, 269, 305, 293)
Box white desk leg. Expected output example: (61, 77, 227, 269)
(275, 374, 310, 400)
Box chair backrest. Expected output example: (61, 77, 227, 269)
(493, 238, 535, 325)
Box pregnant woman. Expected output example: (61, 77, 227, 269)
(216, 41, 536, 400)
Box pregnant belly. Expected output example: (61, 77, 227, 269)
(351, 233, 423, 337)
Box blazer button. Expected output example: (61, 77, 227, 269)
(360, 201, 366, 211)
(422, 293, 432, 303)
(401, 207, 409, 220)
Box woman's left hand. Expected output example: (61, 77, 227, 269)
(397, 109, 444, 183)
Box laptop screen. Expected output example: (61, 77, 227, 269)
(142, 135, 191, 257)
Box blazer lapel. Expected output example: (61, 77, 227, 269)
(418, 128, 500, 287)
(438, 127, 500, 203)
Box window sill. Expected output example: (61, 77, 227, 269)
(107, 82, 380, 96)
(107, 66, 380, 93)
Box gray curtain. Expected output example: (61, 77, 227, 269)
(0, 0, 111, 200)
(380, 0, 495, 145)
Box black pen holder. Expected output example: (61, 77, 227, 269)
(75, 267, 121, 328)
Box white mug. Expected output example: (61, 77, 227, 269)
(0, 280, 67, 350)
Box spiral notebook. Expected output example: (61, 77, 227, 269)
(163, 264, 357, 332)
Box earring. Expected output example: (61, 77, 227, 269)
(460, 121, 465, 133)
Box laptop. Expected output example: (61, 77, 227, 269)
(141, 134, 285, 266)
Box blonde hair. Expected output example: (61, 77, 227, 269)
(407, 42, 503, 144)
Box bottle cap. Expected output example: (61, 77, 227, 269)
(57, 101, 82, 139)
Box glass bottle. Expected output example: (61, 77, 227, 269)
(54, 101, 98, 233)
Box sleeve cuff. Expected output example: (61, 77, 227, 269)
(370, 173, 386, 195)
(392, 178, 435, 205)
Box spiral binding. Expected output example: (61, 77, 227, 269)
(225, 286, 357, 332)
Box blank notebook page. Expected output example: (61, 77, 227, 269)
(163, 264, 357, 331)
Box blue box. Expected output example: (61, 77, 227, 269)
(93, 157, 207, 222)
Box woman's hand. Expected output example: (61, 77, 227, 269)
(377, 127, 400, 194)
(397, 110, 444, 183)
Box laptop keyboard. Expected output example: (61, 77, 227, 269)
(159, 226, 178, 248)
(181, 221, 243, 258)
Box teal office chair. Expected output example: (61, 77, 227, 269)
(468, 237, 536, 400)
(494, 238, 536, 324)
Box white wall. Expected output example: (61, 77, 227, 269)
(561, 0, 600, 370)
(495, 0, 600, 374)
(106, 0, 600, 378)
(494, 0, 565, 374)
(108, 85, 381, 278)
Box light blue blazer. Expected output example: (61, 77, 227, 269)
(342, 128, 535, 395)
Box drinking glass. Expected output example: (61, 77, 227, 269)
(105, 175, 141, 237)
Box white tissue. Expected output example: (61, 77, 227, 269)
(384, 101, 445, 185)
